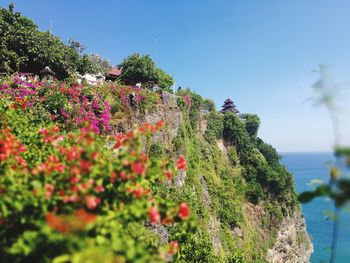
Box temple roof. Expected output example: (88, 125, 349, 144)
(107, 67, 122, 77)
(40, 66, 55, 75)
(220, 98, 239, 114)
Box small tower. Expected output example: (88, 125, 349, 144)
(220, 98, 239, 114)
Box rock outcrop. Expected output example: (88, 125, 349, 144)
(267, 211, 313, 263)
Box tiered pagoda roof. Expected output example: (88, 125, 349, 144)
(220, 98, 239, 114)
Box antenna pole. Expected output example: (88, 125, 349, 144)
(50, 19, 53, 34)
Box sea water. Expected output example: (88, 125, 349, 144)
(281, 152, 350, 263)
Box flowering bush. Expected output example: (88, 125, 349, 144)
(0, 75, 111, 133)
(0, 120, 192, 262)
(0, 77, 193, 262)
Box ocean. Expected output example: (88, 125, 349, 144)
(281, 152, 350, 263)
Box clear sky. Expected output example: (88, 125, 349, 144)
(1, 0, 350, 152)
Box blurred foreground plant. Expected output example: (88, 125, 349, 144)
(298, 65, 350, 263)
(0, 110, 194, 262)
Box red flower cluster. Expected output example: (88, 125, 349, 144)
(138, 120, 164, 133)
(148, 202, 191, 225)
(178, 202, 190, 220)
(45, 209, 96, 234)
(10, 97, 29, 109)
(0, 127, 27, 168)
(168, 241, 180, 255)
(148, 206, 160, 224)
(176, 156, 187, 171)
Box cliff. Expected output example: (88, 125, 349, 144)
(267, 211, 313, 263)
(110, 90, 313, 262)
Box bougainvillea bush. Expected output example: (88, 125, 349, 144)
(0, 76, 193, 262)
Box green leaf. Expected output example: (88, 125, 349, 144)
(298, 191, 317, 203)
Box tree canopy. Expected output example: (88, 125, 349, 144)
(0, 4, 110, 79)
(241, 113, 261, 139)
(119, 53, 174, 89)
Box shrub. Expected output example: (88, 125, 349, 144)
(149, 141, 166, 158)
(245, 181, 264, 204)
(241, 113, 260, 140)
(227, 147, 238, 166)
(257, 139, 281, 167)
(204, 112, 223, 143)
(0, 76, 194, 262)
(223, 112, 252, 164)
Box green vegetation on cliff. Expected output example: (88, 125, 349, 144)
(0, 4, 303, 262)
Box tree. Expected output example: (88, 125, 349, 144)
(156, 68, 174, 89)
(0, 4, 83, 79)
(118, 53, 174, 88)
(118, 53, 158, 85)
(78, 54, 111, 75)
(241, 114, 260, 139)
(223, 112, 252, 163)
(256, 138, 281, 167)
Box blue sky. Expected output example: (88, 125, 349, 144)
(1, 0, 350, 152)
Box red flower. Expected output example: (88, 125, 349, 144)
(79, 160, 92, 174)
(168, 241, 179, 255)
(46, 213, 69, 233)
(155, 120, 165, 130)
(164, 170, 172, 180)
(45, 184, 54, 199)
(74, 209, 97, 224)
(110, 171, 117, 183)
(95, 185, 105, 193)
(69, 177, 80, 184)
(125, 130, 134, 139)
(178, 202, 190, 220)
(162, 214, 174, 225)
(176, 156, 187, 171)
(70, 167, 81, 175)
(148, 206, 160, 224)
(85, 196, 101, 210)
(131, 162, 145, 175)
(119, 171, 127, 181)
(66, 146, 80, 161)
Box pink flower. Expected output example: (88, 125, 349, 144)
(85, 196, 101, 210)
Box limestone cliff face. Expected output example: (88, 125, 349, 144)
(267, 211, 313, 263)
(111, 92, 312, 262)
(111, 92, 182, 144)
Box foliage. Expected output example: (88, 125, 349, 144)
(0, 99, 193, 262)
(241, 113, 260, 140)
(223, 112, 252, 163)
(118, 53, 174, 89)
(245, 180, 264, 204)
(256, 138, 281, 167)
(0, 75, 111, 133)
(149, 141, 166, 159)
(222, 112, 296, 206)
(204, 112, 224, 143)
(0, 5, 83, 79)
(298, 152, 350, 208)
(119, 53, 158, 85)
(78, 54, 112, 75)
(227, 147, 238, 166)
(156, 68, 174, 89)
